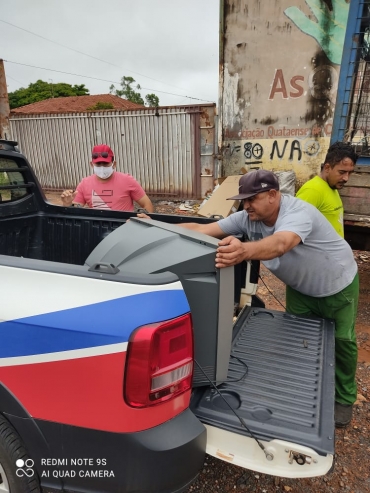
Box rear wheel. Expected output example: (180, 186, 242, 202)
(0, 415, 40, 493)
(0, 460, 10, 493)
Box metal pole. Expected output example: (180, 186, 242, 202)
(0, 59, 11, 140)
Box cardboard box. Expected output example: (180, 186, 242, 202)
(198, 175, 241, 218)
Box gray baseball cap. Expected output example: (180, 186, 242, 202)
(228, 170, 279, 200)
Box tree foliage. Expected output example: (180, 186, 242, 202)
(110, 76, 159, 107)
(145, 93, 160, 108)
(87, 102, 114, 111)
(9, 80, 90, 109)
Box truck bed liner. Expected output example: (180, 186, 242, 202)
(191, 307, 335, 456)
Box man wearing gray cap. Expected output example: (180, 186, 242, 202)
(179, 169, 359, 428)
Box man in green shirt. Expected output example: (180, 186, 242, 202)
(296, 142, 358, 237)
(296, 142, 359, 427)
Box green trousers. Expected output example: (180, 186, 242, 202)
(286, 273, 359, 405)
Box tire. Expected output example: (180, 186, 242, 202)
(0, 415, 40, 493)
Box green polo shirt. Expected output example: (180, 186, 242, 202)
(296, 175, 344, 237)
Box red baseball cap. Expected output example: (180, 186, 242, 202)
(91, 144, 114, 163)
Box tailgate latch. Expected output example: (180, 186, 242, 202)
(287, 450, 313, 465)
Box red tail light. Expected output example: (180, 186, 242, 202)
(124, 313, 194, 408)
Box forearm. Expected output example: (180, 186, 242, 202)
(216, 231, 301, 268)
(242, 235, 288, 261)
(180, 222, 226, 238)
(179, 223, 203, 231)
(137, 195, 154, 213)
(144, 201, 154, 213)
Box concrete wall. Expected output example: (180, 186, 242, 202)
(219, 0, 350, 184)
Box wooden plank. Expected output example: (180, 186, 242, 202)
(344, 213, 370, 226)
(340, 166, 370, 216)
(353, 165, 370, 173)
(343, 173, 370, 187)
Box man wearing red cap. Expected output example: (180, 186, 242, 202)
(61, 144, 154, 212)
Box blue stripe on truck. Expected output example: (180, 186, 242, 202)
(0, 290, 190, 358)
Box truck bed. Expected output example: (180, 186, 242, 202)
(0, 207, 215, 265)
(191, 306, 335, 475)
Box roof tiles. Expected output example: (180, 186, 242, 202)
(10, 94, 145, 115)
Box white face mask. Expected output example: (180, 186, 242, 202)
(94, 165, 114, 180)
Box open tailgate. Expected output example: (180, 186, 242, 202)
(191, 307, 335, 478)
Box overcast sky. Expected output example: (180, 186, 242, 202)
(0, 0, 219, 106)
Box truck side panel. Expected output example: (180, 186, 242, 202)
(0, 267, 191, 433)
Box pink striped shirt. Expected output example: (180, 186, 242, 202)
(74, 172, 146, 211)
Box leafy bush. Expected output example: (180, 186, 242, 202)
(87, 102, 114, 111)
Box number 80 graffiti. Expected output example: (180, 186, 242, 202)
(244, 142, 264, 159)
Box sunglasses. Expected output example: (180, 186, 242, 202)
(92, 152, 111, 159)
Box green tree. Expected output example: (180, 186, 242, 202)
(9, 80, 90, 109)
(110, 76, 159, 107)
(145, 93, 159, 108)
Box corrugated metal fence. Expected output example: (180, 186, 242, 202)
(10, 104, 216, 199)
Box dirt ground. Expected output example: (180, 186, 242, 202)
(45, 193, 370, 493)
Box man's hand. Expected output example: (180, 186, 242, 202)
(61, 189, 76, 207)
(215, 236, 246, 268)
(137, 213, 151, 219)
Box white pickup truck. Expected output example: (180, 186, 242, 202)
(0, 140, 335, 493)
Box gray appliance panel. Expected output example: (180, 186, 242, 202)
(85, 218, 234, 385)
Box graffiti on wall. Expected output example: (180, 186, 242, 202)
(221, 1, 350, 176)
(284, 0, 350, 66)
(225, 137, 322, 165)
(244, 142, 263, 160)
(222, 137, 329, 182)
(224, 121, 332, 140)
(254, 138, 318, 162)
(268, 66, 338, 103)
